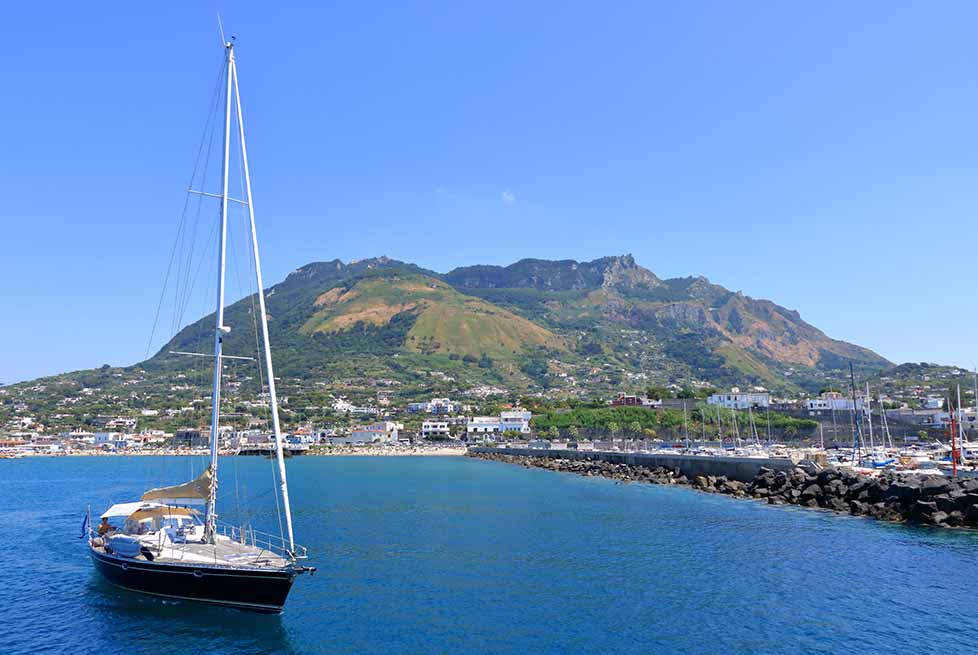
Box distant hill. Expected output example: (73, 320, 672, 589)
(443, 255, 889, 390)
(138, 254, 890, 394)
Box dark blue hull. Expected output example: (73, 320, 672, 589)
(89, 546, 296, 613)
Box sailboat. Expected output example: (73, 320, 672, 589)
(86, 39, 314, 613)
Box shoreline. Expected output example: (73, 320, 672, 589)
(307, 445, 466, 457)
(469, 451, 978, 530)
(4, 445, 468, 458)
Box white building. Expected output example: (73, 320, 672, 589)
(805, 391, 867, 413)
(408, 398, 462, 414)
(467, 410, 532, 436)
(333, 421, 403, 444)
(501, 410, 532, 433)
(93, 432, 121, 445)
(421, 420, 451, 439)
(707, 388, 771, 410)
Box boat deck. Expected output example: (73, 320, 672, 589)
(96, 534, 291, 570)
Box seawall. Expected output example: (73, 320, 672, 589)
(467, 447, 798, 482)
(469, 449, 978, 529)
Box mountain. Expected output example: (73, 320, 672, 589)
(2, 253, 903, 435)
(444, 255, 663, 291)
(144, 254, 888, 395)
(442, 255, 889, 390)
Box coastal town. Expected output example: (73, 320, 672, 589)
(3, 363, 975, 459)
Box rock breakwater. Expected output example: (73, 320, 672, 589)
(469, 451, 978, 529)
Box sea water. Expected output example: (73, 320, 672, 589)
(2, 455, 976, 654)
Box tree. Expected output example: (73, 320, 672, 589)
(646, 386, 672, 401)
(607, 421, 620, 437)
(567, 425, 580, 439)
(628, 421, 642, 436)
(545, 426, 559, 439)
(478, 353, 493, 369)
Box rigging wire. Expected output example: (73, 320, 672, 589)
(145, 58, 225, 360)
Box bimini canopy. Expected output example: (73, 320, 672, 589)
(101, 502, 156, 519)
(127, 505, 200, 523)
(141, 467, 212, 506)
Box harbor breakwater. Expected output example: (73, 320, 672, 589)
(468, 449, 978, 529)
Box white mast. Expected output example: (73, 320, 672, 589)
(205, 41, 235, 543)
(865, 383, 875, 453)
(682, 400, 689, 449)
(957, 384, 965, 451)
(879, 397, 894, 450)
(230, 45, 296, 552)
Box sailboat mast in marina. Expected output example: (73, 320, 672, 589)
(86, 39, 314, 613)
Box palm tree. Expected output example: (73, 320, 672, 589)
(607, 421, 620, 438)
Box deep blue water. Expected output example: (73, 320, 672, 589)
(3, 455, 977, 655)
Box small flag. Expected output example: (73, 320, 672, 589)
(79, 513, 89, 539)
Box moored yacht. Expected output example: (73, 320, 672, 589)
(86, 38, 314, 613)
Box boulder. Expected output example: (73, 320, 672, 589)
(825, 479, 847, 497)
(945, 511, 965, 527)
(887, 478, 922, 502)
(823, 497, 848, 512)
(801, 484, 824, 500)
(816, 468, 839, 484)
(720, 479, 747, 495)
(934, 494, 961, 514)
(790, 468, 811, 487)
(919, 476, 955, 498)
(956, 478, 978, 492)
(912, 500, 939, 520)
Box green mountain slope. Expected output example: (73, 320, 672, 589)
(9, 255, 894, 421)
(301, 273, 565, 359)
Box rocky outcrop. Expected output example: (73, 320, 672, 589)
(468, 451, 978, 529)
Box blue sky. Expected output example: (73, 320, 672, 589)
(2, 1, 977, 383)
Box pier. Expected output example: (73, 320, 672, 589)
(468, 447, 800, 482)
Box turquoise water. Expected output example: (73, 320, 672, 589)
(3, 455, 977, 655)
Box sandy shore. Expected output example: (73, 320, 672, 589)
(308, 445, 467, 457)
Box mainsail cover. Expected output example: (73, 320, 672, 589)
(141, 467, 212, 505)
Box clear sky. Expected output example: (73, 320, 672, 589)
(2, 1, 977, 384)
